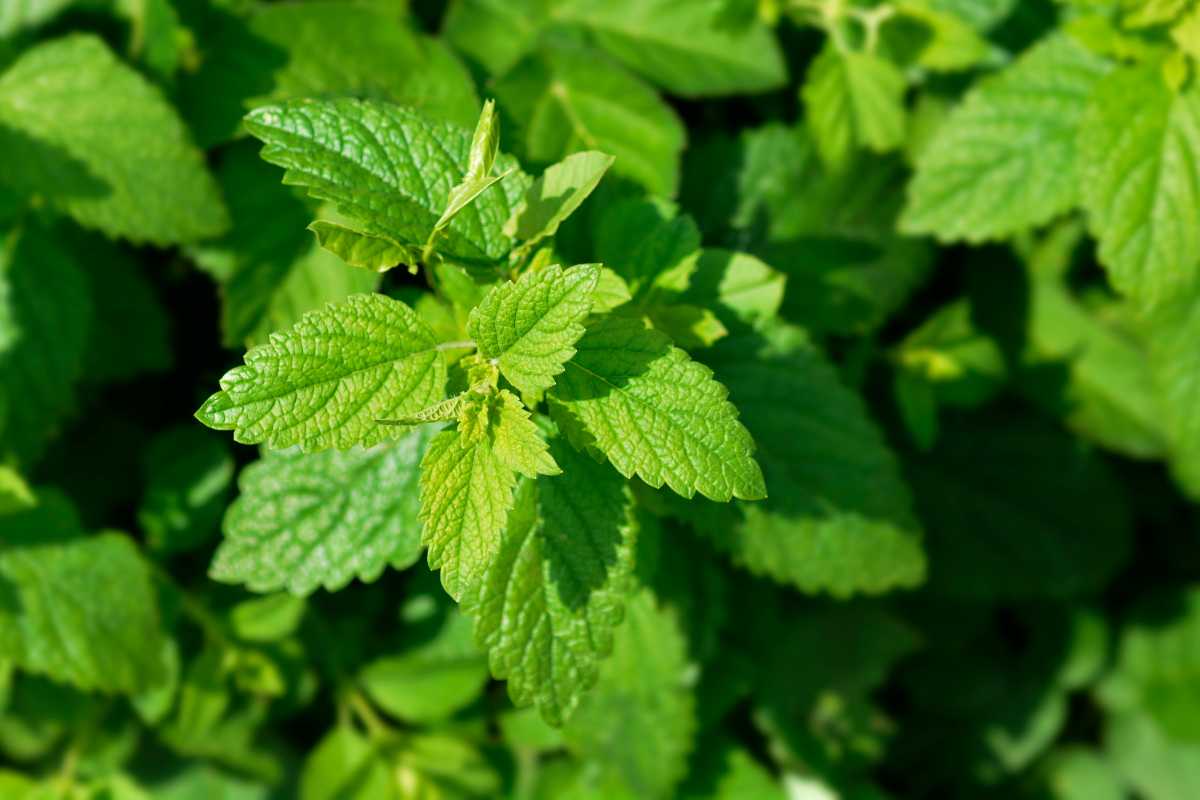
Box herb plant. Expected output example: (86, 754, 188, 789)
(2, 1, 1200, 799)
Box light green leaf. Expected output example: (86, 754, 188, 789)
(647, 304, 728, 349)
(180, 1, 480, 147)
(300, 726, 392, 800)
(211, 427, 433, 596)
(468, 263, 601, 396)
(435, 99, 505, 235)
(442, 0, 551, 77)
(1100, 588, 1200, 743)
(488, 390, 560, 477)
(593, 267, 633, 313)
(505, 151, 615, 250)
(1106, 712, 1200, 800)
(556, 0, 787, 97)
(243, 99, 530, 265)
(420, 427, 517, 600)
(0, 35, 227, 244)
(1078, 66, 1200, 305)
(803, 45, 907, 169)
(929, 0, 1015, 30)
(0, 224, 91, 466)
(563, 590, 695, 798)
(196, 294, 446, 451)
(901, 34, 1110, 242)
(677, 249, 786, 325)
(1144, 290, 1200, 499)
(551, 315, 766, 503)
(696, 324, 926, 595)
(308, 221, 414, 273)
(494, 45, 686, 196)
(1039, 749, 1125, 800)
(229, 594, 306, 644)
(0, 467, 34, 515)
(360, 608, 488, 724)
(462, 439, 637, 726)
(0, 494, 167, 694)
(0, 0, 74, 36)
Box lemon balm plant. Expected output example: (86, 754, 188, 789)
(195, 98, 767, 724)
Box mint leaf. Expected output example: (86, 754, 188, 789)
(211, 427, 433, 595)
(442, 0, 551, 77)
(1078, 66, 1200, 305)
(468, 264, 600, 396)
(308, 221, 414, 273)
(551, 315, 766, 502)
(901, 34, 1110, 241)
(243, 99, 531, 265)
(487, 390, 560, 477)
(563, 590, 696, 797)
(179, 2, 480, 147)
(1143, 291, 1200, 499)
(0, 494, 167, 694)
(506, 151, 615, 251)
(556, 0, 787, 97)
(196, 294, 446, 451)
(595, 198, 701, 297)
(462, 438, 637, 726)
(360, 606, 489, 724)
(420, 427, 517, 600)
(0, 224, 91, 466)
(698, 324, 926, 595)
(677, 249, 786, 326)
(0, 0, 73, 36)
(803, 44, 907, 169)
(493, 45, 686, 196)
(0, 35, 228, 245)
(434, 99, 505, 236)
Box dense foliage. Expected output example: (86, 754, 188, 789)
(2, 0, 1200, 798)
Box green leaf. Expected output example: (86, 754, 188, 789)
(0, 467, 34, 516)
(229, 594, 306, 644)
(901, 34, 1110, 242)
(1024, 278, 1164, 460)
(556, 0, 787, 97)
(211, 427, 433, 596)
(647, 304, 728, 349)
(1100, 589, 1200, 743)
(0, 0, 74, 36)
(468, 264, 601, 396)
(1105, 711, 1200, 800)
(493, 44, 686, 196)
(908, 412, 1131, 599)
(0, 224, 91, 466)
(551, 315, 766, 502)
(1038, 749, 1125, 800)
(299, 726, 392, 800)
(179, 1, 480, 147)
(803, 45, 907, 169)
(696, 324, 926, 595)
(442, 0, 552, 77)
(307, 221, 414, 273)
(563, 590, 696, 798)
(462, 438, 637, 726)
(434, 99, 505, 235)
(1144, 290, 1200, 499)
(0, 35, 228, 245)
(486, 390, 561, 477)
(595, 198, 701, 298)
(196, 293, 446, 451)
(1078, 66, 1200, 305)
(243, 98, 531, 265)
(420, 427, 517, 600)
(0, 494, 167, 694)
(360, 607, 488, 724)
(505, 151, 615, 250)
(677, 249, 787, 325)
(138, 427, 234, 555)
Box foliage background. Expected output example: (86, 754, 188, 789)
(1, 0, 1199, 798)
